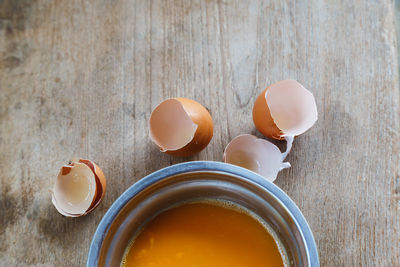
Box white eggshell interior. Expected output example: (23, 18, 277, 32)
(266, 80, 318, 137)
(224, 134, 287, 182)
(53, 162, 97, 215)
(149, 99, 198, 151)
(51, 194, 76, 217)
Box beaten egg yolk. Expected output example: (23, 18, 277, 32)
(122, 202, 285, 267)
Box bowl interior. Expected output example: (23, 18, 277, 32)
(92, 168, 316, 267)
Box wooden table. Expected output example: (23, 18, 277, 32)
(1, 1, 399, 266)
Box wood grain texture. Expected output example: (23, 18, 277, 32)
(0, 0, 399, 266)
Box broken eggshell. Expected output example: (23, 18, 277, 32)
(52, 159, 106, 217)
(149, 98, 213, 157)
(252, 80, 318, 140)
(223, 134, 291, 182)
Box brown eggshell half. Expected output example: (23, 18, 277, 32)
(253, 80, 318, 140)
(51, 159, 106, 217)
(149, 98, 213, 157)
(52, 162, 97, 217)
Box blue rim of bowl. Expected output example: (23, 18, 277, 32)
(87, 161, 319, 267)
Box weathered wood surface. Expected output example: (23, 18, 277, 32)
(0, 0, 399, 266)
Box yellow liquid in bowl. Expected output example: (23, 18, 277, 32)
(122, 202, 286, 267)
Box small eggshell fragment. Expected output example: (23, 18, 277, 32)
(52, 159, 106, 217)
(223, 134, 290, 182)
(149, 98, 213, 157)
(253, 80, 318, 140)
